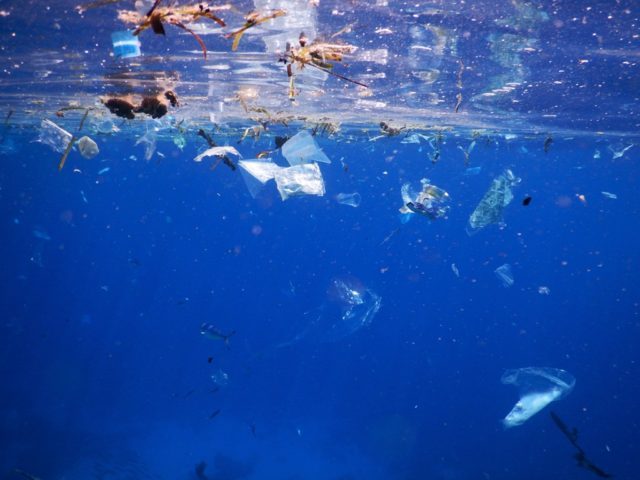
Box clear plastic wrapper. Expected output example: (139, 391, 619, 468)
(37, 119, 72, 153)
(238, 159, 281, 198)
(336, 192, 361, 207)
(467, 169, 521, 234)
(281, 130, 331, 166)
(274, 163, 325, 200)
(494, 263, 514, 287)
(501, 367, 575, 428)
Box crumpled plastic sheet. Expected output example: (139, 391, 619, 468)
(238, 159, 325, 201)
(77, 136, 99, 159)
(37, 119, 72, 154)
(274, 163, 325, 200)
(467, 169, 521, 234)
(281, 130, 331, 166)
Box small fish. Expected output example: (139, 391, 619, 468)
(98, 167, 110, 175)
(544, 135, 553, 153)
(601, 191, 617, 200)
(208, 408, 221, 420)
(200, 323, 235, 347)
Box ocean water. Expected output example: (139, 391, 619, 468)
(1, 1, 639, 480)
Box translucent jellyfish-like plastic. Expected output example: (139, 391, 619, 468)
(494, 264, 514, 288)
(467, 169, 521, 234)
(501, 367, 575, 428)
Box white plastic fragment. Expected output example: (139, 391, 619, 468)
(501, 367, 575, 428)
(37, 119, 72, 153)
(601, 191, 617, 200)
(77, 136, 99, 159)
(281, 130, 331, 166)
(274, 163, 325, 200)
(194, 146, 241, 163)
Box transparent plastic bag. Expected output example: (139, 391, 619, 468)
(501, 367, 575, 428)
(281, 130, 331, 166)
(467, 169, 521, 234)
(274, 163, 326, 200)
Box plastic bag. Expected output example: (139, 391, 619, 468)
(501, 367, 575, 428)
(77, 136, 99, 159)
(281, 130, 331, 166)
(37, 119, 72, 153)
(274, 163, 325, 200)
(467, 169, 521, 234)
(238, 159, 281, 198)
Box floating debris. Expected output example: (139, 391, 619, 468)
(32, 228, 51, 241)
(501, 367, 575, 428)
(550, 412, 613, 478)
(463, 166, 482, 176)
(281, 32, 367, 99)
(538, 286, 551, 295)
(543, 134, 553, 153)
(494, 263, 514, 288)
(111, 30, 141, 58)
(226, 9, 286, 51)
(608, 143, 633, 159)
(601, 191, 617, 200)
(522, 195, 532, 206)
(451, 263, 460, 277)
(77, 136, 99, 159)
(281, 130, 330, 165)
(467, 169, 521, 234)
(117, 1, 230, 59)
(135, 129, 157, 161)
(336, 192, 361, 208)
(399, 178, 450, 220)
(37, 119, 72, 154)
(274, 163, 325, 200)
(194, 146, 241, 163)
(201, 323, 235, 348)
(98, 167, 110, 175)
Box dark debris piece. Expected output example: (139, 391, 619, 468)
(522, 196, 532, 206)
(104, 98, 136, 119)
(134, 96, 168, 119)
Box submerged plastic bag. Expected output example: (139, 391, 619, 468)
(77, 136, 99, 159)
(238, 159, 281, 198)
(285, 277, 382, 344)
(399, 178, 450, 220)
(37, 119, 72, 153)
(274, 163, 325, 200)
(501, 367, 575, 428)
(467, 169, 521, 234)
(281, 130, 331, 166)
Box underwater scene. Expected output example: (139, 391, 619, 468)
(0, 0, 639, 479)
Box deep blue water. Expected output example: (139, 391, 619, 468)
(1, 130, 639, 479)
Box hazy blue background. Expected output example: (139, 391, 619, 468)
(1, 129, 638, 479)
